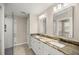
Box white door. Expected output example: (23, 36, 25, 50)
(4, 17, 13, 49)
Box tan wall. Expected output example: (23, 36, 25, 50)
(73, 4, 79, 42)
(46, 7, 54, 35)
(15, 16, 27, 45)
(30, 14, 38, 33)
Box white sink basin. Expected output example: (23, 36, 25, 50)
(48, 41, 66, 48)
(35, 35, 66, 48)
(35, 35, 40, 38)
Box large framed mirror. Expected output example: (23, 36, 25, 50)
(53, 6, 74, 38)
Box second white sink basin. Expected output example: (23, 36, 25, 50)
(48, 41, 66, 48)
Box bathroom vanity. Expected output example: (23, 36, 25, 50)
(31, 33, 79, 55)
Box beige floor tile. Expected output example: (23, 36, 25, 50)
(14, 44, 35, 55)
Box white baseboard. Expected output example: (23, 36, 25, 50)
(14, 42, 27, 46)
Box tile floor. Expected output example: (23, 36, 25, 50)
(14, 44, 35, 55)
(5, 44, 35, 55)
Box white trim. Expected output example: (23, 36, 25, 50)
(14, 42, 27, 46)
(0, 3, 4, 55)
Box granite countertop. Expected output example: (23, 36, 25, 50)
(31, 33, 79, 55)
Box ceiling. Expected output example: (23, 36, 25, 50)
(4, 3, 55, 16)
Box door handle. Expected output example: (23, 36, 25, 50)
(4, 24, 7, 32)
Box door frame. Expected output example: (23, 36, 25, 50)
(0, 4, 4, 55)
